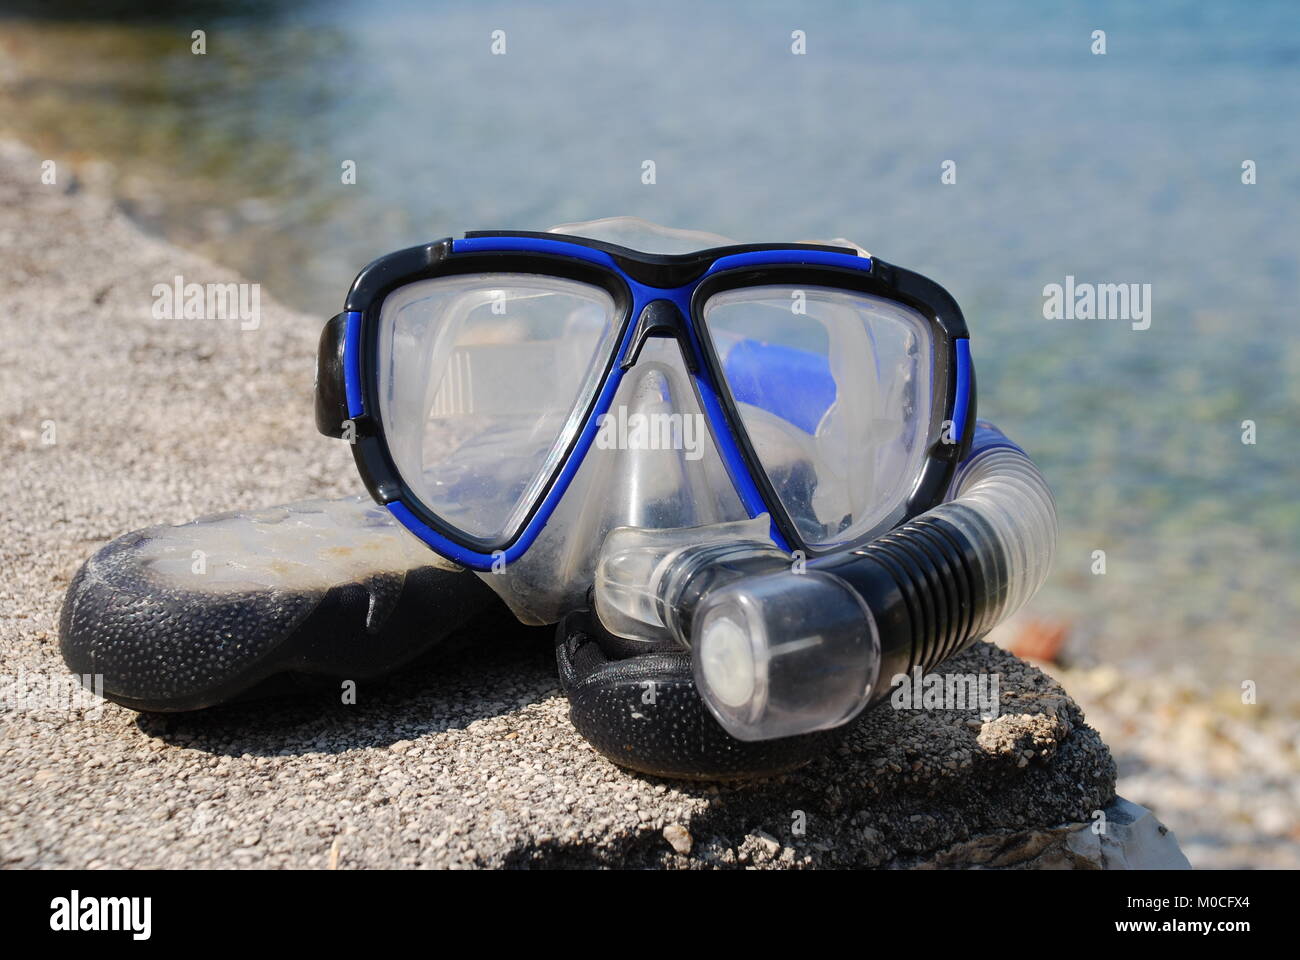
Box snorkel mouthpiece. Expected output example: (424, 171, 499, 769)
(693, 570, 882, 741)
(592, 422, 1057, 743)
(593, 514, 786, 644)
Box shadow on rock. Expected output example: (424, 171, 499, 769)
(134, 611, 557, 757)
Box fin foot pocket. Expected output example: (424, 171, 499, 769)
(59, 496, 501, 712)
(556, 610, 842, 780)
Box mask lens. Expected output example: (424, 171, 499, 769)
(376, 273, 619, 542)
(701, 285, 933, 547)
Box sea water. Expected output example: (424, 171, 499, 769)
(1, 0, 1296, 694)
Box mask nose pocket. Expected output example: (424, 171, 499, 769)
(555, 609, 841, 780)
(598, 355, 720, 529)
(477, 339, 751, 626)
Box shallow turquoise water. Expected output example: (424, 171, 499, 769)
(3, 0, 1297, 684)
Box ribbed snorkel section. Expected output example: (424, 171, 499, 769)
(850, 517, 983, 677)
(808, 420, 1056, 681)
(934, 422, 1058, 638)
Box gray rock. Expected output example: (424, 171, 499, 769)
(915, 790, 1190, 868)
(1068, 797, 1192, 869)
(916, 796, 1190, 870)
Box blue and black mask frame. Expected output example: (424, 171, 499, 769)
(314, 230, 978, 571)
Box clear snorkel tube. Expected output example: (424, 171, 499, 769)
(593, 421, 1056, 741)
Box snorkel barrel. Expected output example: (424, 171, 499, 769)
(592, 421, 1056, 741)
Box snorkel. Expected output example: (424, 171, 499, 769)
(592, 421, 1056, 741)
(312, 217, 1058, 778)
